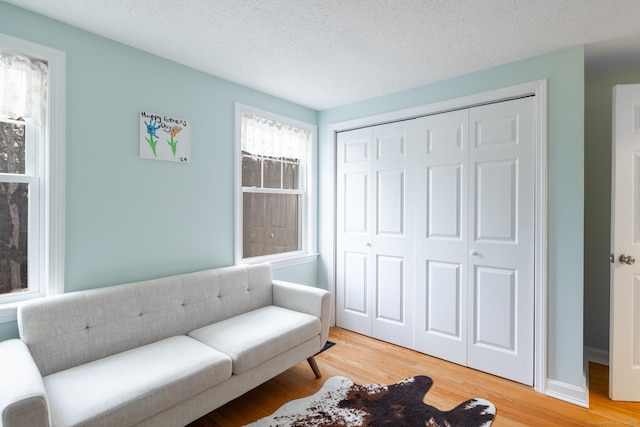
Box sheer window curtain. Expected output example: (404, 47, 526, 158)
(240, 112, 309, 160)
(0, 49, 47, 126)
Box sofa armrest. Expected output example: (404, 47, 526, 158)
(272, 280, 332, 345)
(0, 339, 49, 427)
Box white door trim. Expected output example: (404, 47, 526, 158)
(327, 79, 548, 394)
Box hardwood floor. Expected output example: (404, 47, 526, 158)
(190, 327, 640, 426)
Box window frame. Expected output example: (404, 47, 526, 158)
(0, 33, 65, 323)
(234, 103, 317, 267)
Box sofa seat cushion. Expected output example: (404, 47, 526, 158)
(43, 335, 232, 427)
(189, 305, 320, 375)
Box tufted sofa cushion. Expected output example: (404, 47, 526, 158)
(43, 335, 232, 427)
(189, 305, 321, 374)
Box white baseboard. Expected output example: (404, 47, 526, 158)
(545, 379, 589, 408)
(585, 346, 609, 366)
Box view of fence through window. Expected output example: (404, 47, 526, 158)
(0, 119, 28, 295)
(240, 110, 310, 260)
(242, 152, 301, 258)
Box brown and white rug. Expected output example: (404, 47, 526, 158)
(245, 375, 495, 426)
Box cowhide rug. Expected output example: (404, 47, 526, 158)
(245, 375, 495, 427)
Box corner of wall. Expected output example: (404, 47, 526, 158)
(545, 378, 589, 408)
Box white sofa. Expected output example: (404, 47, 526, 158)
(0, 263, 331, 427)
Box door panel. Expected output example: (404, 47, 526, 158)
(428, 164, 462, 239)
(415, 109, 469, 365)
(635, 154, 640, 243)
(610, 84, 640, 401)
(377, 133, 406, 159)
(336, 128, 373, 336)
(376, 255, 405, 323)
(344, 138, 368, 163)
(474, 266, 517, 351)
(377, 169, 404, 235)
(475, 160, 517, 242)
(370, 121, 416, 348)
(426, 261, 462, 338)
(343, 252, 368, 315)
(344, 172, 368, 233)
(467, 97, 535, 386)
(474, 114, 519, 149)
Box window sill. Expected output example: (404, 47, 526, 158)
(271, 253, 318, 269)
(0, 291, 52, 324)
(241, 252, 318, 269)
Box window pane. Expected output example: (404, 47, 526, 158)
(283, 162, 299, 190)
(0, 120, 26, 174)
(263, 159, 281, 189)
(242, 154, 261, 187)
(0, 182, 29, 295)
(243, 192, 300, 258)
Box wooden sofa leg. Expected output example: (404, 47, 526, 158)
(307, 356, 322, 378)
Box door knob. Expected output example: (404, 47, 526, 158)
(619, 254, 636, 265)
(470, 250, 478, 256)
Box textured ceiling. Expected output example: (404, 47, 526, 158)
(4, 0, 640, 110)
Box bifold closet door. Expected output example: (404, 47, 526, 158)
(414, 109, 470, 366)
(466, 97, 535, 386)
(414, 97, 535, 386)
(336, 127, 372, 337)
(336, 121, 416, 348)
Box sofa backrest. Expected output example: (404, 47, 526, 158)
(18, 263, 273, 376)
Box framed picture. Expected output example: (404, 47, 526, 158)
(140, 111, 190, 163)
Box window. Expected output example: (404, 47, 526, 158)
(0, 118, 37, 297)
(0, 34, 65, 322)
(235, 104, 316, 266)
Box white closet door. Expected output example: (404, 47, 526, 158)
(337, 97, 535, 386)
(336, 127, 374, 336)
(466, 97, 535, 386)
(414, 109, 470, 365)
(336, 121, 416, 348)
(370, 121, 416, 348)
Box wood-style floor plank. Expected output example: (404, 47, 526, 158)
(189, 327, 640, 426)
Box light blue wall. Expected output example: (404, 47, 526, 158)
(584, 69, 640, 352)
(318, 47, 585, 388)
(0, 322, 16, 340)
(0, 2, 318, 340)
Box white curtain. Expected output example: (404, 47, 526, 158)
(0, 50, 48, 126)
(241, 112, 309, 160)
